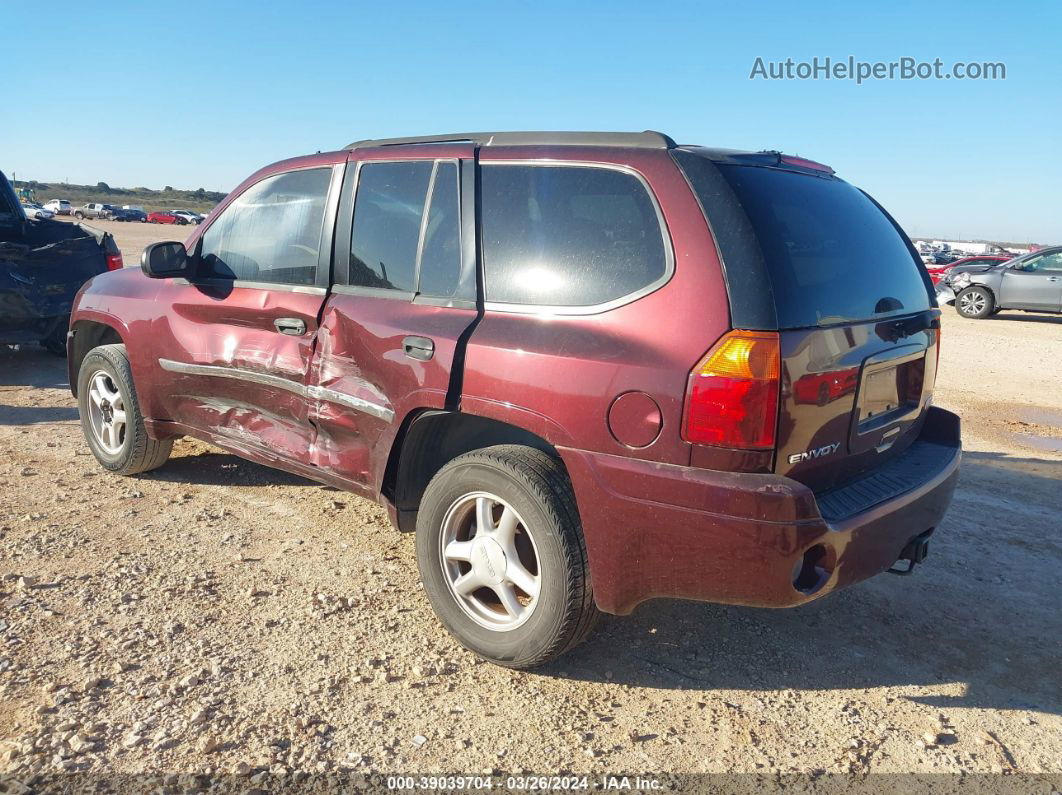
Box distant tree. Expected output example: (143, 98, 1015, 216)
(194, 188, 206, 199)
(164, 185, 174, 192)
(96, 181, 111, 191)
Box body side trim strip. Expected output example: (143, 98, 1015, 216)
(157, 358, 395, 422)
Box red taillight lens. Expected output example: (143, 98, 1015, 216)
(683, 330, 781, 450)
(106, 252, 123, 271)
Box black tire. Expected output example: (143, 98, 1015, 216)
(415, 445, 598, 669)
(77, 343, 172, 475)
(74, 212, 84, 220)
(955, 286, 994, 319)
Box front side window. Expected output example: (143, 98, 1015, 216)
(199, 167, 331, 285)
(1022, 252, 1062, 272)
(479, 164, 668, 307)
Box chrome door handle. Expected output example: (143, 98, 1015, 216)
(1048, 277, 1060, 282)
(402, 335, 434, 361)
(274, 317, 307, 336)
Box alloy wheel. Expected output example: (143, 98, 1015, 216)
(959, 291, 986, 315)
(439, 491, 542, 631)
(86, 370, 127, 454)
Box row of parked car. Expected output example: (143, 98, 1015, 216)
(22, 199, 206, 225)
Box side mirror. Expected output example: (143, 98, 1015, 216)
(141, 241, 190, 278)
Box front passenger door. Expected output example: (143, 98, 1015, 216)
(999, 252, 1062, 311)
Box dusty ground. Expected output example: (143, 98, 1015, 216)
(1, 223, 1060, 786)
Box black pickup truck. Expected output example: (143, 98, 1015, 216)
(1, 171, 121, 355)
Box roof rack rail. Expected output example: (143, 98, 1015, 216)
(344, 130, 676, 151)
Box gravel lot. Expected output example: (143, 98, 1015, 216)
(1, 221, 1059, 784)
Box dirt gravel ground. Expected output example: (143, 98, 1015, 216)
(1, 223, 1060, 786)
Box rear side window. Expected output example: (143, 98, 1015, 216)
(418, 162, 462, 297)
(199, 167, 331, 285)
(349, 161, 433, 292)
(708, 162, 930, 328)
(480, 165, 668, 307)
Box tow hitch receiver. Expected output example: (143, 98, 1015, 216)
(887, 529, 933, 576)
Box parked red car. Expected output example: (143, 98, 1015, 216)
(925, 255, 1009, 284)
(67, 132, 960, 668)
(145, 210, 183, 225)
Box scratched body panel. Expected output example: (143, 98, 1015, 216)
(308, 294, 477, 493)
(148, 281, 325, 462)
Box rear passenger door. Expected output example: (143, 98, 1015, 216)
(308, 146, 478, 494)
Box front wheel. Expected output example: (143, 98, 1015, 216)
(77, 344, 172, 475)
(956, 286, 994, 319)
(415, 445, 598, 669)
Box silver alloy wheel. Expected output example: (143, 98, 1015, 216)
(439, 491, 542, 631)
(959, 290, 986, 315)
(86, 370, 127, 455)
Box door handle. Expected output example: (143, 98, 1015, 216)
(402, 335, 435, 361)
(274, 317, 307, 336)
(1048, 277, 1060, 282)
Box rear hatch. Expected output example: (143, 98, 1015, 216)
(674, 149, 939, 492)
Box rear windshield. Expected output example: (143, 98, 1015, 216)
(680, 154, 931, 329)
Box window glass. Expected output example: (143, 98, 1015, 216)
(349, 161, 433, 291)
(714, 164, 931, 328)
(1029, 252, 1062, 272)
(199, 168, 331, 285)
(418, 162, 461, 297)
(480, 165, 668, 306)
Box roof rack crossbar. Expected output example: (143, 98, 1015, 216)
(344, 130, 676, 151)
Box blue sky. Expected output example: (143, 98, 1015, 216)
(2, 0, 1058, 242)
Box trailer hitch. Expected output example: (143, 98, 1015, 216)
(887, 529, 933, 576)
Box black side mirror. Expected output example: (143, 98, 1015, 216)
(141, 241, 190, 278)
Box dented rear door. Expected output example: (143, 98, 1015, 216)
(308, 146, 478, 495)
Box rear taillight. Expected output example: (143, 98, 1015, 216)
(106, 252, 123, 271)
(682, 330, 781, 450)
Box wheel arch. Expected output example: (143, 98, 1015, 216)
(383, 410, 564, 533)
(68, 318, 126, 397)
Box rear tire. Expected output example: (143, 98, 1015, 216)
(77, 344, 172, 475)
(415, 445, 598, 669)
(955, 286, 994, 319)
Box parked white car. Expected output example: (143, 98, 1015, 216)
(43, 199, 72, 215)
(172, 209, 204, 225)
(22, 202, 55, 220)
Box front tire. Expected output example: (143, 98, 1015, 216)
(956, 286, 994, 318)
(415, 445, 598, 669)
(77, 344, 172, 475)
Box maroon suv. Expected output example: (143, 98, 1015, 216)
(68, 131, 961, 668)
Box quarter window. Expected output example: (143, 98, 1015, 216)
(418, 162, 462, 297)
(480, 164, 668, 307)
(199, 167, 331, 285)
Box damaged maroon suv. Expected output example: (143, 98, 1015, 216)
(69, 131, 960, 668)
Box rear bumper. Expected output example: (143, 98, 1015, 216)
(559, 407, 961, 615)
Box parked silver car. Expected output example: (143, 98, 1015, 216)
(936, 246, 1062, 318)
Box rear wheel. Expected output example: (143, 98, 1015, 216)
(77, 344, 172, 475)
(956, 286, 994, 319)
(415, 445, 598, 669)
